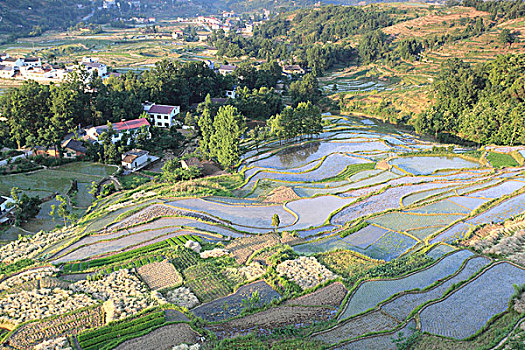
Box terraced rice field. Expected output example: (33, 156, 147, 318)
(419, 262, 525, 339)
(334, 319, 417, 349)
(192, 281, 280, 322)
(381, 256, 491, 321)
(390, 156, 481, 175)
(339, 250, 473, 319)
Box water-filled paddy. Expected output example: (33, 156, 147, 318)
(390, 156, 481, 175)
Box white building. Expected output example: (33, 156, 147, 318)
(79, 58, 108, 78)
(0, 196, 15, 223)
(1, 57, 24, 68)
(218, 64, 236, 75)
(0, 65, 15, 78)
(23, 57, 42, 68)
(143, 103, 180, 128)
(226, 90, 236, 99)
(122, 149, 150, 171)
(85, 118, 151, 144)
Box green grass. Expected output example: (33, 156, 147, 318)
(487, 152, 519, 168)
(118, 174, 151, 190)
(320, 162, 376, 183)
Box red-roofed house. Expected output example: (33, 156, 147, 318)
(85, 118, 151, 144)
(143, 103, 181, 128)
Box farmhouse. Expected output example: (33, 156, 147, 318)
(61, 139, 87, 158)
(218, 64, 236, 75)
(85, 118, 151, 144)
(0, 65, 15, 78)
(122, 149, 150, 171)
(282, 65, 305, 76)
(23, 57, 42, 68)
(0, 196, 15, 224)
(143, 103, 181, 128)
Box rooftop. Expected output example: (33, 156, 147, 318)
(148, 104, 177, 115)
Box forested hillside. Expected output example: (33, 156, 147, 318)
(0, 0, 93, 39)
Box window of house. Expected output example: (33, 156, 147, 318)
(164, 115, 168, 119)
(165, 123, 169, 127)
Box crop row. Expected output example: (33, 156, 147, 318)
(62, 235, 202, 273)
(78, 310, 166, 350)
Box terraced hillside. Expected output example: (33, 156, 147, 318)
(0, 114, 524, 349)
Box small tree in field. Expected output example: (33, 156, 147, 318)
(272, 214, 280, 233)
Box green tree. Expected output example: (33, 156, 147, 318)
(197, 94, 215, 158)
(50, 195, 75, 227)
(289, 74, 322, 106)
(8, 188, 41, 226)
(272, 214, 280, 233)
(210, 105, 246, 169)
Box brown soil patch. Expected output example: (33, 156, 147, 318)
(208, 305, 336, 339)
(137, 260, 183, 290)
(383, 7, 489, 38)
(262, 186, 300, 203)
(226, 234, 281, 264)
(284, 282, 348, 308)
(114, 323, 199, 350)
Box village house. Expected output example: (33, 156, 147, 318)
(0, 196, 15, 224)
(218, 64, 236, 75)
(143, 103, 181, 128)
(121, 149, 150, 171)
(282, 65, 306, 76)
(61, 139, 87, 158)
(1, 57, 24, 68)
(85, 118, 151, 144)
(80, 58, 107, 78)
(0, 65, 15, 78)
(23, 57, 42, 68)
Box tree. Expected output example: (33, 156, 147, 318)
(289, 74, 322, 106)
(272, 214, 280, 233)
(9, 188, 41, 226)
(210, 105, 246, 169)
(197, 94, 215, 158)
(50, 195, 75, 227)
(499, 29, 515, 46)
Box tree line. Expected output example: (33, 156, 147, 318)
(415, 54, 525, 146)
(0, 60, 231, 151)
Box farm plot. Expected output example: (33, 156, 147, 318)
(408, 200, 471, 214)
(246, 154, 371, 183)
(406, 227, 445, 241)
(419, 262, 525, 339)
(368, 212, 465, 233)
(207, 305, 336, 339)
(340, 225, 390, 249)
(126, 217, 243, 238)
(113, 323, 199, 350)
(285, 196, 355, 231)
(247, 141, 389, 170)
(364, 231, 418, 261)
(468, 180, 525, 199)
(339, 250, 473, 319)
(389, 156, 481, 175)
(166, 199, 296, 229)
(183, 262, 235, 303)
(7, 306, 104, 349)
(77, 310, 166, 350)
(284, 282, 347, 307)
(192, 281, 280, 322)
(335, 319, 417, 350)
(54, 229, 198, 263)
(276, 256, 339, 290)
(426, 244, 456, 259)
(332, 183, 459, 225)
(293, 236, 357, 255)
(402, 187, 459, 206)
(226, 233, 281, 264)
(314, 310, 399, 344)
(430, 222, 473, 243)
(137, 260, 183, 290)
(446, 196, 490, 211)
(316, 251, 381, 279)
(467, 192, 525, 225)
(243, 157, 323, 179)
(381, 256, 491, 322)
